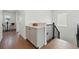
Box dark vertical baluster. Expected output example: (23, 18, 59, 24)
(7, 22, 8, 31)
(53, 23, 55, 39)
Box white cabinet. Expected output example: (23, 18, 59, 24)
(26, 26, 45, 48)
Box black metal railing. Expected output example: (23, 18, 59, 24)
(53, 23, 60, 39)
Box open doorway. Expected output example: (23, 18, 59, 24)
(2, 10, 16, 32)
(0, 10, 18, 48)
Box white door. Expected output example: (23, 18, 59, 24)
(0, 10, 3, 42)
(19, 11, 26, 39)
(16, 11, 26, 39)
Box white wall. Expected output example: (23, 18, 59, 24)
(16, 11, 19, 33)
(0, 10, 3, 42)
(25, 10, 53, 26)
(52, 10, 79, 45)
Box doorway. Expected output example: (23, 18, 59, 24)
(2, 10, 16, 32)
(0, 10, 19, 48)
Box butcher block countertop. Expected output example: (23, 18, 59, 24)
(42, 39, 78, 49)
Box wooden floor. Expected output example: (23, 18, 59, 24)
(0, 31, 77, 49)
(0, 31, 35, 49)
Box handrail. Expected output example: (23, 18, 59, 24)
(53, 22, 60, 39)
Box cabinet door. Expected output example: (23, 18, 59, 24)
(46, 25, 53, 41)
(37, 28, 45, 48)
(30, 28, 37, 47)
